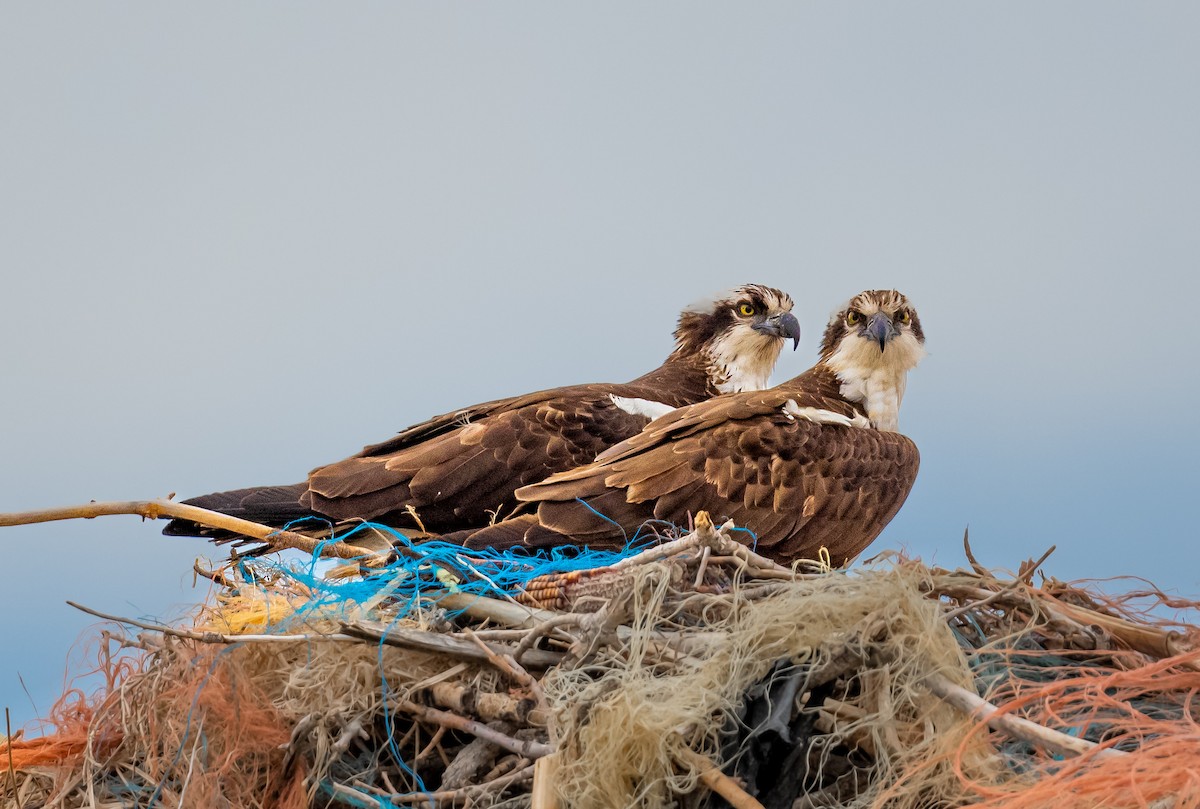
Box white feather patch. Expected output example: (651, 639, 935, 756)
(824, 331, 925, 432)
(706, 326, 779, 394)
(782, 401, 872, 429)
(609, 395, 676, 421)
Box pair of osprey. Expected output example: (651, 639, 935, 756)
(166, 286, 926, 566)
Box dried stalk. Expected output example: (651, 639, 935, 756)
(0, 499, 388, 565)
(462, 629, 548, 708)
(342, 622, 563, 668)
(924, 672, 1126, 760)
(393, 699, 552, 760)
(425, 681, 540, 725)
(387, 763, 535, 807)
(437, 591, 559, 629)
(675, 746, 765, 809)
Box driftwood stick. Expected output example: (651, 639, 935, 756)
(1039, 595, 1195, 662)
(437, 591, 559, 629)
(0, 499, 389, 566)
(342, 622, 564, 669)
(462, 629, 548, 708)
(425, 681, 538, 725)
(5, 708, 17, 800)
(385, 763, 535, 807)
(942, 577, 1027, 622)
(440, 722, 514, 790)
(924, 672, 1126, 760)
(531, 752, 562, 809)
(675, 747, 765, 809)
(394, 699, 552, 760)
(512, 614, 583, 664)
(609, 511, 791, 574)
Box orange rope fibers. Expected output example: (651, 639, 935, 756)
(1, 642, 140, 770)
(945, 648, 1200, 806)
(2, 642, 303, 809)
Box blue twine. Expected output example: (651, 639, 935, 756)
(572, 498, 628, 543)
(728, 525, 760, 550)
(231, 520, 667, 632)
(377, 612, 430, 797)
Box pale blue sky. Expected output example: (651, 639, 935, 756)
(2, 3, 1198, 727)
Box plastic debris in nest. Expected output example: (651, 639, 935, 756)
(1, 502, 1200, 809)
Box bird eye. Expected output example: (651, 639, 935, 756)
(738, 303, 757, 316)
(898, 310, 911, 324)
(846, 311, 861, 325)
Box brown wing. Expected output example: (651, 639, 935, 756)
(301, 385, 669, 531)
(519, 400, 919, 565)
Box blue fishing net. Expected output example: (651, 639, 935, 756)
(225, 520, 675, 629)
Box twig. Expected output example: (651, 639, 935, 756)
(962, 526, 988, 577)
(693, 545, 712, 589)
(332, 718, 368, 756)
(5, 707, 18, 809)
(675, 746, 765, 809)
(386, 763, 535, 807)
(328, 781, 384, 807)
(68, 601, 359, 645)
(342, 622, 563, 669)
(1018, 545, 1057, 585)
(462, 630, 547, 707)
(192, 560, 234, 588)
(437, 591, 559, 629)
(426, 682, 537, 725)
(942, 576, 1027, 622)
(924, 672, 1126, 760)
(393, 699, 552, 760)
(414, 726, 448, 765)
(441, 724, 514, 789)
(512, 615, 583, 665)
(0, 499, 391, 566)
(463, 628, 544, 691)
(608, 511, 729, 569)
(1039, 595, 1197, 662)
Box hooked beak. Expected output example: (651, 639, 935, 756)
(865, 312, 899, 351)
(753, 312, 801, 350)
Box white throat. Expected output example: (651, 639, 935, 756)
(825, 333, 925, 432)
(705, 327, 780, 394)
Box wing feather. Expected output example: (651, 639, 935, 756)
(520, 391, 919, 563)
(305, 387, 668, 529)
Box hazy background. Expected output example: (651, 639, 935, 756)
(3, 3, 1198, 728)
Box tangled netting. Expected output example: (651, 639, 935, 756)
(539, 562, 991, 809)
(3, 523, 1200, 809)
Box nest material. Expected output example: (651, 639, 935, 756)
(2, 513, 1200, 809)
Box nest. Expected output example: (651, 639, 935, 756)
(2, 506, 1200, 809)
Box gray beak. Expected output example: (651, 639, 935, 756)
(865, 312, 899, 351)
(754, 312, 802, 350)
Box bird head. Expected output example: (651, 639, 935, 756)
(675, 284, 801, 394)
(818, 289, 926, 431)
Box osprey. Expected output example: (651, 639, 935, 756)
(163, 285, 800, 539)
(453, 289, 925, 566)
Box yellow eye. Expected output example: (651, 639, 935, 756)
(898, 310, 911, 324)
(738, 303, 756, 316)
(846, 311, 861, 325)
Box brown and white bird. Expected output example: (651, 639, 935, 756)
(453, 289, 925, 566)
(163, 285, 800, 538)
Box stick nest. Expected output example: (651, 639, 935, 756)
(3, 511, 1200, 809)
